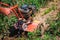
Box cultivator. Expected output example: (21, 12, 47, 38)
(0, 2, 40, 34)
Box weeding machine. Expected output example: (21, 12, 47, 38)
(0, 2, 40, 37)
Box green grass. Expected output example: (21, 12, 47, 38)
(44, 8, 52, 14)
(46, 11, 60, 37)
(0, 14, 17, 33)
(42, 5, 57, 16)
(1, 0, 49, 9)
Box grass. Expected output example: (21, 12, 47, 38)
(42, 5, 57, 16)
(1, 0, 49, 9)
(46, 11, 60, 37)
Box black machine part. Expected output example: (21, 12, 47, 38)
(20, 4, 36, 13)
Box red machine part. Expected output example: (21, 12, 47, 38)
(24, 20, 40, 32)
(0, 5, 19, 18)
(0, 2, 24, 19)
